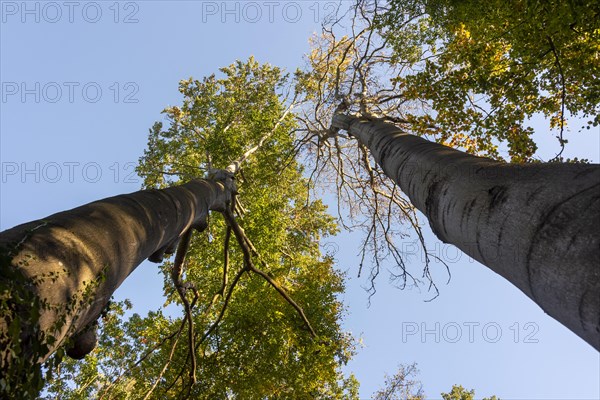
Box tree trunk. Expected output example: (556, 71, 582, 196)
(0, 176, 234, 369)
(332, 114, 600, 351)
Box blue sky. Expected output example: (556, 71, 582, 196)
(1, 1, 599, 398)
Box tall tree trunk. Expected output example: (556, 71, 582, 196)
(0, 176, 234, 370)
(332, 114, 600, 351)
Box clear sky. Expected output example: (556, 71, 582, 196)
(1, 1, 599, 398)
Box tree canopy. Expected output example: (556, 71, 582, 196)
(43, 58, 359, 399)
(378, 0, 600, 161)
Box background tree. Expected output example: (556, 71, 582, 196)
(373, 364, 498, 400)
(372, 363, 424, 400)
(441, 384, 498, 400)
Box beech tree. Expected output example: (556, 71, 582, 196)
(292, 0, 599, 349)
(1, 60, 358, 399)
(331, 114, 599, 350)
(0, 177, 235, 395)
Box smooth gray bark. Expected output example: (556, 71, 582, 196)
(0, 176, 233, 366)
(333, 114, 600, 351)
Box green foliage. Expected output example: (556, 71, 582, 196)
(441, 385, 499, 400)
(137, 57, 297, 187)
(441, 385, 475, 400)
(0, 245, 47, 399)
(45, 58, 358, 399)
(378, 0, 600, 161)
(42, 299, 135, 400)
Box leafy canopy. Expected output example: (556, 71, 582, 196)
(378, 0, 600, 161)
(44, 58, 359, 399)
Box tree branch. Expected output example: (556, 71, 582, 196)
(222, 207, 317, 337)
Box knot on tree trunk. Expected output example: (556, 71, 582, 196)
(207, 169, 238, 195)
(66, 322, 98, 360)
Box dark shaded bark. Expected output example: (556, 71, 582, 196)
(0, 177, 233, 368)
(332, 114, 600, 351)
